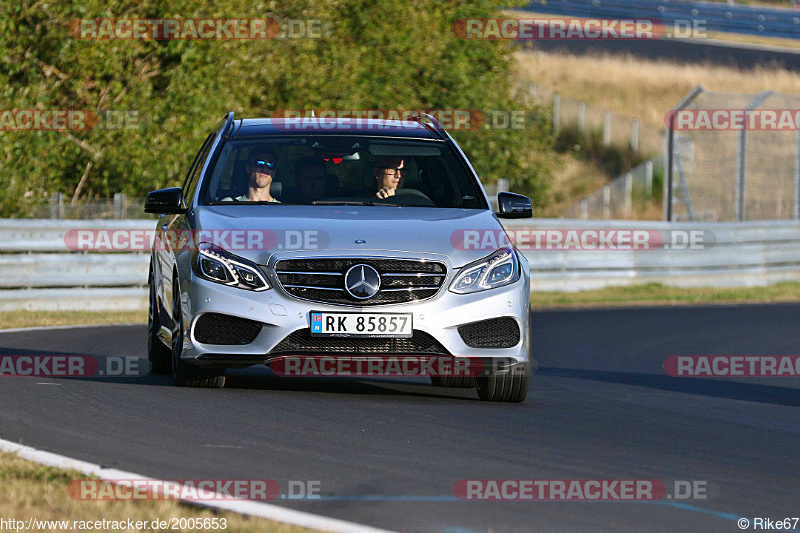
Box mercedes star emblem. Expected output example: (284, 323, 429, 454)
(344, 264, 381, 299)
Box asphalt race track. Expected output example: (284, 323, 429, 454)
(0, 304, 798, 532)
(520, 38, 800, 71)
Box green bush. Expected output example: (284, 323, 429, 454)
(554, 125, 653, 178)
(0, 0, 554, 216)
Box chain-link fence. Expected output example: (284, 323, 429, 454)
(562, 158, 663, 220)
(525, 82, 664, 157)
(19, 193, 152, 219)
(668, 87, 800, 222)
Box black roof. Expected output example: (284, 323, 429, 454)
(230, 118, 444, 140)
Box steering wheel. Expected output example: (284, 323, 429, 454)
(387, 188, 435, 207)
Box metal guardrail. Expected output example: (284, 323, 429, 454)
(1, 218, 799, 310)
(0, 220, 152, 311)
(523, 0, 800, 40)
(505, 218, 800, 291)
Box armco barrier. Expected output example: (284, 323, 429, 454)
(0, 218, 799, 310)
(522, 0, 800, 40)
(0, 220, 152, 312)
(505, 219, 800, 291)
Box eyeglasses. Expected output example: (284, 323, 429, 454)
(377, 166, 404, 176)
(252, 159, 277, 172)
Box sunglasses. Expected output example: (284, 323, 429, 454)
(252, 159, 277, 171)
(377, 166, 404, 176)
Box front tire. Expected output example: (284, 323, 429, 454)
(148, 265, 172, 374)
(475, 364, 529, 403)
(171, 278, 226, 388)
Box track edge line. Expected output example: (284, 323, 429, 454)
(0, 437, 398, 533)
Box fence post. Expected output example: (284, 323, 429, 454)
(578, 101, 585, 134)
(529, 83, 537, 101)
(631, 119, 639, 152)
(663, 129, 671, 220)
(114, 193, 126, 219)
(735, 128, 746, 222)
(496, 178, 509, 193)
(645, 160, 654, 199)
(624, 173, 633, 216)
(603, 185, 611, 219)
(666, 127, 675, 221)
(581, 199, 588, 219)
(603, 110, 611, 146)
(665, 85, 705, 222)
(795, 129, 800, 219)
(50, 192, 64, 220)
(736, 91, 772, 222)
(552, 94, 560, 134)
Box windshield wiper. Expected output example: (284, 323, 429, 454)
(208, 200, 281, 205)
(312, 200, 375, 206)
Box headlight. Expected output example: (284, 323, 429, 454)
(449, 248, 520, 294)
(192, 243, 270, 291)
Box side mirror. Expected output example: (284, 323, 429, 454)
(496, 192, 532, 219)
(144, 187, 187, 215)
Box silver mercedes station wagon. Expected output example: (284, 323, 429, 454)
(145, 112, 532, 402)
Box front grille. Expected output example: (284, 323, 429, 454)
(275, 258, 447, 306)
(458, 317, 520, 348)
(269, 328, 449, 355)
(194, 313, 263, 345)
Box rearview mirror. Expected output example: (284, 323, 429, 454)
(144, 187, 187, 215)
(496, 192, 532, 219)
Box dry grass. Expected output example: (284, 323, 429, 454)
(514, 50, 800, 128)
(0, 450, 316, 532)
(0, 311, 147, 330)
(617, 202, 664, 221)
(541, 153, 608, 217)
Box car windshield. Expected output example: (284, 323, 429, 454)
(201, 136, 485, 209)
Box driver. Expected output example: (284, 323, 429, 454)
(226, 148, 281, 202)
(373, 156, 405, 199)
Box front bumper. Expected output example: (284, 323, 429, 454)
(176, 251, 531, 370)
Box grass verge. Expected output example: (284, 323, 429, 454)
(0, 449, 315, 532)
(532, 282, 800, 308)
(514, 49, 800, 128)
(0, 311, 147, 330)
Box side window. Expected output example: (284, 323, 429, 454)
(182, 132, 215, 204)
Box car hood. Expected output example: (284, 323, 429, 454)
(192, 205, 508, 267)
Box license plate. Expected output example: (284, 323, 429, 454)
(310, 312, 413, 338)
